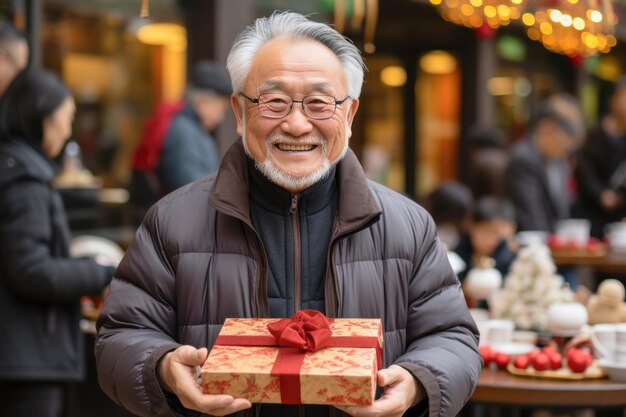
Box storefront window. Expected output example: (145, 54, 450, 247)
(416, 50, 461, 196)
(359, 56, 406, 192)
(42, 0, 184, 187)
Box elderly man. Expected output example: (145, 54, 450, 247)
(506, 93, 584, 232)
(95, 12, 481, 417)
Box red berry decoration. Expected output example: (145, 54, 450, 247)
(527, 349, 540, 361)
(495, 352, 512, 370)
(513, 354, 530, 369)
(548, 352, 563, 370)
(532, 352, 550, 371)
(567, 350, 590, 373)
(479, 345, 495, 366)
(542, 346, 558, 356)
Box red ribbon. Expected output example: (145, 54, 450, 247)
(214, 310, 382, 404)
(267, 310, 332, 351)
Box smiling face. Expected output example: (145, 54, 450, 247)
(231, 37, 359, 193)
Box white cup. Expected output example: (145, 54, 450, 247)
(591, 324, 617, 361)
(547, 303, 588, 335)
(614, 324, 626, 363)
(616, 324, 626, 345)
(481, 319, 515, 345)
(555, 219, 591, 246)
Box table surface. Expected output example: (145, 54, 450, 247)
(471, 368, 626, 407)
(551, 248, 626, 274)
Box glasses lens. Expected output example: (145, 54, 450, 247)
(303, 95, 335, 119)
(258, 93, 291, 118)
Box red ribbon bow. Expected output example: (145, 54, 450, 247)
(267, 310, 332, 351)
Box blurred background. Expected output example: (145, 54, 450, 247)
(4, 0, 622, 201)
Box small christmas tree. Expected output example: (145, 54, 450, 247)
(491, 243, 573, 331)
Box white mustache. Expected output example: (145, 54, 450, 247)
(267, 135, 326, 152)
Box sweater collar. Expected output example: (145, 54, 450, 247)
(209, 139, 381, 233)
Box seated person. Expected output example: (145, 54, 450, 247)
(455, 196, 517, 281)
(424, 181, 473, 249)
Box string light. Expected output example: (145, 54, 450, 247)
(428, 0, 617, 56)
(431, 0, 526, 28)
(522, 0, 618, 56)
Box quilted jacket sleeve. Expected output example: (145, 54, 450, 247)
(0, 180, 112, 302)
(394, 208, 482, 417)
(95, 205, 182, 417)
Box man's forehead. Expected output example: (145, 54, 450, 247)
(246, 38, 345, 93)
(258, 80, 337, 92)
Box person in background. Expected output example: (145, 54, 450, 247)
(575, 78, 626, 238)
(424, 181, 474, 249)
(95, 12, 481, 417)
(156, 60, 232, 194)
(466, 126, 510, 199)
(454, 196, 517, 281)
(505, 93, 585, 232)
(0, 68, 114, 417)
(0, 20, 28, 96)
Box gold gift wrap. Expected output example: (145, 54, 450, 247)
(201, 316, 383, 406)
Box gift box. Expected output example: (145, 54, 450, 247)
(201, 310, 383, 406)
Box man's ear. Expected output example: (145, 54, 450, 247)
(231, 94, 244, 137)
(345, 98, 359, 139)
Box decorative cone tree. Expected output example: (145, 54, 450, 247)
(491, 244, 573, 331)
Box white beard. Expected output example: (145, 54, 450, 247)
(241, 117, 349, 193)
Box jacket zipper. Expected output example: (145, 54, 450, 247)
(290, 194, 301, 313)
(290, 194, 305, 417)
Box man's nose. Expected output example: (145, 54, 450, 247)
(280, 104, 313, 136)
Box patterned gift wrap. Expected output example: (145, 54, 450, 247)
(201, 314, 383, 406)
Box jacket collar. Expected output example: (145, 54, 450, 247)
(0, 139, 55, 186)
(208, 139, 381, 233)
(248, 157, 337, 216)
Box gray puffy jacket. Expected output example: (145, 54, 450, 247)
(95, 140, 481, 417)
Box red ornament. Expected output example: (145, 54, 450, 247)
(569, 54, 584, 68)
(476, 24, 497, 39)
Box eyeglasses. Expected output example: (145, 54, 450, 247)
(240, 92, 350, 120)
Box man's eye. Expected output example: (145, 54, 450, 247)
(306, 97, 332, 105)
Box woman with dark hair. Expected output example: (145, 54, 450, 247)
(0, 68, 113, 416)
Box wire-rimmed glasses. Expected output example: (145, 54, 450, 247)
(240, 92, 350, 120)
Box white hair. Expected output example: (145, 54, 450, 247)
(226, 11, 365, 99)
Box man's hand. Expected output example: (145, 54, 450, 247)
(600, 189, 623, 211)
(157, 345, 252, 416)
(336, 365, 425, 417)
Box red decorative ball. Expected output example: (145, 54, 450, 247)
(569, 54, 584, 68)
(476, 24, 497, 39)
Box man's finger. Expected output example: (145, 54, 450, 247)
(175, 345, 207, 366)
(377, 365, 404, 387)
(179, 390, 234, 412)
(205, 398, 253, 416)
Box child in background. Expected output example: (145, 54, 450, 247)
(455, 196, 517, 281)
(424, 181, 474, 250)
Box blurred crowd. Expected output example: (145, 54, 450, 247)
(424, 83, 626, 293)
